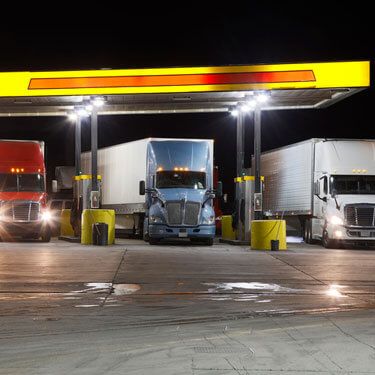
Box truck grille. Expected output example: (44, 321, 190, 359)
(345, 204, 375, 227)
(166, 201, 200, 226)
(166, 202, 183, 225)
(0, 201, 40, 222)
(184, 202, 200, 226)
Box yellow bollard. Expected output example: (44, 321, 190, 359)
(221, 215, 236, 240)
(81, 209, 115, 245)
(60, 209, 74, 236)
(251, 220, 287, 250)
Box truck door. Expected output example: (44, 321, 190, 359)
(320, 176, 328, 215)
(315, 175, 328, 236)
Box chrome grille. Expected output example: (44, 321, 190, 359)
(184, 202, 200, 226)
(345, 205, 375, 227)
(166, 201, 200, 226)
(0, 201, 40, 222)
(166, 202, 183, 225)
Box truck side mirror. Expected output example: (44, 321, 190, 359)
(52, 179, 58, 193)
(139, 180, 145, 195)
(216, 181, 223, 197)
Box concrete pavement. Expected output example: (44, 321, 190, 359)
(1, 239, 375, 373)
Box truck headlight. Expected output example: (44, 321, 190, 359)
(41, 211, 52, 221)
(149, 215, 163, 224)
(329, 215, 344, 226)
(203, 215, 215, 225)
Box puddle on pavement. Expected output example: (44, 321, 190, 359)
(66, 282, 113, 295)
(202, 282, 348, 304)
(79, 283, 112, 293)
(74, 304, 100, 308)
(203, 282, 304, 293)
(206, 294, 271, 302)
(112, 284, 141, 295)
(202, 282, 306, 304)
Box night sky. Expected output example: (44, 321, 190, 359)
(1, 5, 374, 210)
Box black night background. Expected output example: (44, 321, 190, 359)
(0, 4, 374, 212)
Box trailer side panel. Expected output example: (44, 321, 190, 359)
(262, 140, 313, 215)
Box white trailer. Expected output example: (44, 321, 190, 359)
(261, 139, 375, 247)
(82, 138, 216, 243)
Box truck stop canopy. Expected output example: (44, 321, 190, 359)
(0, 61, 370, 116)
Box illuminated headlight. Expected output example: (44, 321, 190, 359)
(334, 230, 343, 238)
(41, 211, 52, 221)
(203, 216, 215, 225)
(149, 215, 163, 224)
(329, 215, 344, 226)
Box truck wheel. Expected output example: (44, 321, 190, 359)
(304, 220, 312, 244)
(41, 228, 51, 243)
(322, 230, 335, 249)
(204, 238, 214, 246)
(149, 238, 160, 245)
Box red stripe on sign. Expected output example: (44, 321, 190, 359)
(28, 70, 315, 90)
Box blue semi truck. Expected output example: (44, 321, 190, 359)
(82, 138, 220, 245)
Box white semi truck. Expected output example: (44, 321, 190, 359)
(260, 139, 375, 248)
(81, 138, 217, 245)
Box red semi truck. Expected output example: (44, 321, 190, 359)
(0, 140, 51, 241)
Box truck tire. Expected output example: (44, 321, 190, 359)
(149, 238, 160, 245)
(41, 227, 51, 243)
(204, 238, 214, 246)
(322, 230, 336, 249)
(142, 219, 150, 242)
(304, 220, 312, 244)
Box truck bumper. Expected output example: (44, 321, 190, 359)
(327, 224, 375, 244)
(0, 221, 46, 238)
(149, 224, 215, 239)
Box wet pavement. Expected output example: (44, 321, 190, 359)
(1, 239, 375, 373)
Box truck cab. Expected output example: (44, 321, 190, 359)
(312, 140, 375, 247)
(0, 140, 51, 242)
(141, 140, 217, 245)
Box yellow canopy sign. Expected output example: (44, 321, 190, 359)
(0, 61, 369, 97)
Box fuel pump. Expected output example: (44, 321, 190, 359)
(70, 175, 102, 236)
(234, 175, 264, 242)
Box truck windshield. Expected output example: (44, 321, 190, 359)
(156, 171, 206, 189)
(0, 174, 45, 192)
(330, 175, 375, 195)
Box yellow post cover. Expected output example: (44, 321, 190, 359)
(251, 220, 287, 250)
(81, 209, 115, 245)
(60, 209, 74, 236)
(221, 215, 236, 240)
